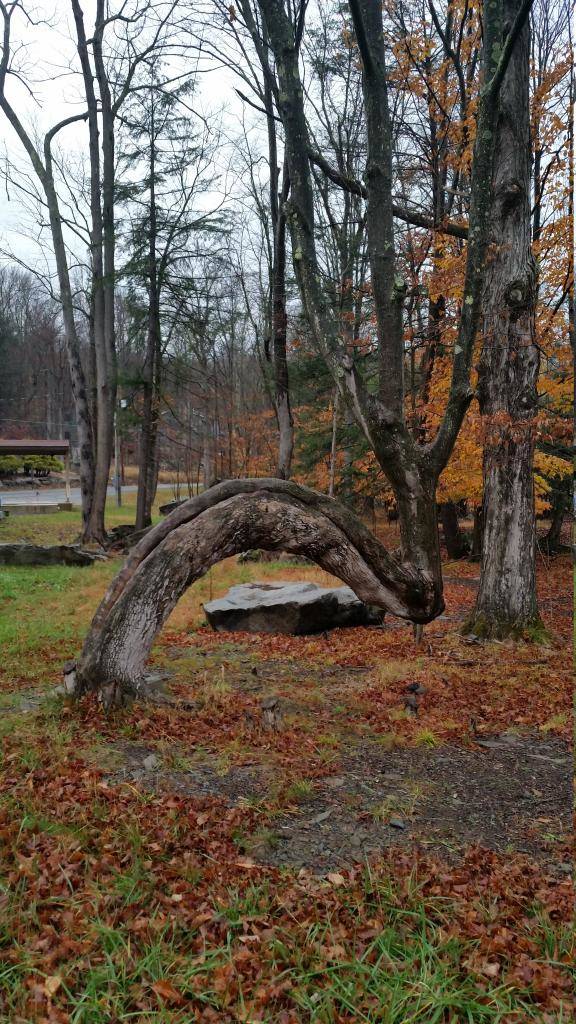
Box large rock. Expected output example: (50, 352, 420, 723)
(203, 581, 384, 635)
(0, 544, 98, 567)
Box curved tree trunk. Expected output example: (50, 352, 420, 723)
(69, 479, 444, 702)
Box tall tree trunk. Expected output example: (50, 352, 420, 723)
(202, 415, 213, 490)
(136, 310, 161, 530)
(88, 8, 117, 542)
(240, 3, 294, 478)
(136, 321, 161, 527)
(45, 171, 95, 538)
(136, 97, 161, 532)
(72, 0, 115, 543)
(439, 501, 470, 559)
(273, 192, 294, 478)
(542, 506, 564, 553)
(469, 0, 541, 637)
(470, 504, 484, 560)
(328, 387, 339, 497)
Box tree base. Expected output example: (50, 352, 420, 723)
(462, 612, 550, 643)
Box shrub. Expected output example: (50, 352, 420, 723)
(21, 455, 64, 477)
(0, 455, 21, 477)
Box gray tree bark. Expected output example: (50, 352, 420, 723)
(239, 1, 294, 478)
(135, 89, 162, 532)
(439, 502, 470, 560)
(72, 0, 115, 544)
(468, 0, 541, 637)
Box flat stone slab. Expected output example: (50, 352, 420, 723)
(204, 581, 384, 635)
(0, 543, 97, 567)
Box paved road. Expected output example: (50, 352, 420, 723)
(0, 483, 174, 505)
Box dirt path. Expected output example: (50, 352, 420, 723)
(108, 727, 570, 875)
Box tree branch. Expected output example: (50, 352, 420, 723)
(307, 148, 469, 238)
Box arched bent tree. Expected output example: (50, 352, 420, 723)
(69, 479, 444, 703)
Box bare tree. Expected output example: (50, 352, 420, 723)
(0, 0, 96, 537)
(119, 69, 225, 527)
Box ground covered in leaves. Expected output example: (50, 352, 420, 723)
(0, 502, 573, 1022)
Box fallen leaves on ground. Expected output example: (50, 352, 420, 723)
(0, 550, 572, 1021)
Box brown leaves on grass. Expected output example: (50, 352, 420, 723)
(1, 734, 573, 1022)
(160, 556, 571, 746)
(151, 979, 186, 1006)
(0, 553, 572, 1021)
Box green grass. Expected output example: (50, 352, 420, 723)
(1, 868, 569, 1022)
(0, 562, 117, 686)
(0, 488, 167, 545)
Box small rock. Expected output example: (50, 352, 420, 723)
(0, 544, 98, 567)
(143, 754, 160, 772)
(558, 863, 572, 875)
(309, 809, 332, 825)
(141, 673, 168, 696)
(325, 776, 346, 789)
(261, 696, 283, 731)
(499, 731, 521, 744)
(389, 817, 407, 830)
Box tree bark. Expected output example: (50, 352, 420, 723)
(71, 0, 115, 543)
(70, 479, 444, 700)
(272, 191, 294, 478)
(470, 504, 484, 560)
(439, 502, 470, 559)
(136, 92, 162, 532)
(238, 2, 294, 478)
(42, 150, 96, 541)
(468, 0, 541, 637)
(542, 507, 565, 553)
(0, 102, 95, 535)
(92, 0, 118, 537)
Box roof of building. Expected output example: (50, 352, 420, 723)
(0, 439, 70, 456)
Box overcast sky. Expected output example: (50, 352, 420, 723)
(0, 0, 245, 271)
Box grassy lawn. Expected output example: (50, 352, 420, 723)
(0, 501, 573, 1022)
(0, 489, 167, 546)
